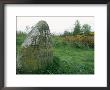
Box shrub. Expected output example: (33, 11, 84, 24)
(63, 35, 94, 48)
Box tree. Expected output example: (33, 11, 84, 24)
(73, 20, 81, 35)
(81, 24, 91, 35)
(63, 30, 71, 36)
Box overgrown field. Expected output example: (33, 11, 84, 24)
(16, 32, 94, 74)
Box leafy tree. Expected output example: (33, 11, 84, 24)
(73, 20, 81, 35)
(63, 30, 71, 36)
(81, 24, 91, 35)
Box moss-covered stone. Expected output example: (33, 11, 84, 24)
(17, 20, 53, 74)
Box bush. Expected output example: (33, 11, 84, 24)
(63, 35, 94, 48)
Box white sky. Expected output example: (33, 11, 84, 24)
(17, 16, 94, 34)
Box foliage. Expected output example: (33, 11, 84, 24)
(52, 35, 64, 47)
(16, 19, 94, 74)
(73, 20, 81, 35)
(52, 34, 94, 49)
(64, 35, 94, 48)
(87, 32, 94, 36)
(63, 30, 71, 36)
(16, 32, 94, 74)
(62, 20, 93, 36)
(81, 24, 91, 35)
(53, 46, 94, 74)
(16, 31, 27, 54)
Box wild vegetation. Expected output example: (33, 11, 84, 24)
(16, 20, 94, 74)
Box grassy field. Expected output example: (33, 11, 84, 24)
(16, 33, 94, 74)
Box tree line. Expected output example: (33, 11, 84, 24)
(63, 20, 94, 36)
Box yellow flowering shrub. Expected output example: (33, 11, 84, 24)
(63, 35, 94, 48)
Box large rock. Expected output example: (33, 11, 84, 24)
(17, 20, 53, 74)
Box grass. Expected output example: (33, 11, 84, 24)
(16, 32, 26, 54)
(52, 46, 94, 74)
(16, 33, 94, 74)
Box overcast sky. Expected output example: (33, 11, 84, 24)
(17, 16, 94, 34)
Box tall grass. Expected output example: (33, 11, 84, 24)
(52, 34, 94, 49)
(16, 32, 94, 74)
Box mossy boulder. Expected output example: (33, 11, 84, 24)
(17, 20, 53, 74)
